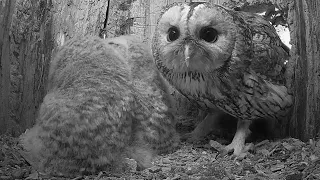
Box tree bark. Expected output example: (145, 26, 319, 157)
(288, 0, 320, 140)
(103, 0, 132, 38)
(2, 0, 54, 136)
(0, 0, 111, 136)
(131, 0, 151, 42)
(51, 0, 109, 40)
(0, 0, 16, 135)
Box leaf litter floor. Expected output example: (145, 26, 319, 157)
(0, 121, 319, 180)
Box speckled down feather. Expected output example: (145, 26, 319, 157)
(19, 35, 178, 176)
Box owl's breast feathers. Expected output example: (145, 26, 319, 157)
(153, 3, 292, 120)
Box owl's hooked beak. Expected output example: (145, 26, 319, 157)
(184, 44, 190, 67)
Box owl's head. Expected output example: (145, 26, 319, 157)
(152, 3, 238, 73)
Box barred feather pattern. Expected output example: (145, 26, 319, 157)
(152, 2, 293, 125)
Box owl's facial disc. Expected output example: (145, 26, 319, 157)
(155, 3, 237, 72)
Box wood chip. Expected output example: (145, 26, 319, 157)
(270, 163, 285, 172)
(282, 142, 294, 151)
(149, 166, 162, 173)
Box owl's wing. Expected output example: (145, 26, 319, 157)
(234, 11, 290, 85)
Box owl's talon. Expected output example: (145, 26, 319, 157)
(222, 120, 252, 156)
(224, 141, 245, 156)
(219, 142, 254, 159)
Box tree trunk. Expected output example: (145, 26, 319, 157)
(0, 0, 16, 135)
(288, 0, 320, 140)
(0, 0, 55, 136)
(131, 0, 151, 42)
(103, 0, 133, 38)
(0, 0, 111, 136)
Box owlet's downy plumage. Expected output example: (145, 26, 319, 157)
(19, 35, 179, 176)
(152, 2, 292, 156)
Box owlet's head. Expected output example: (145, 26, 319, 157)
(152, 2, 238, 73)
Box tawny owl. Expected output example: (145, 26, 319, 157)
(152, 2, 292, 156)
(19, 35, 178, 176)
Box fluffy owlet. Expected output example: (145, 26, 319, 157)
(19, 35, 179, 176)
(152, 2, 292, 156)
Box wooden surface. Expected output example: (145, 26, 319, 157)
(0, 0, 16, 135)
(288, 0, 320, 140)
(0, 0, 111, 135)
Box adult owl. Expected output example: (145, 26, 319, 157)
(152, 2, 292, 156)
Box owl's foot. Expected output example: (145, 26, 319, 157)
(221, 120, 252, 156)
(182, 112, 221, 143)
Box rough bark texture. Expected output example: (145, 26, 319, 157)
(101, 0, 135, 38)
(0, 0, 111, 136)
(51, 0, 109, 42)
(131, 0, 151, 42)
(288, 0, 320, 140)
(0, 0, 16, 135)
(1, 0, 54, 136)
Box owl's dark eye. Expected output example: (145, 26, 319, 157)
(167, 26, 180, 42)
(199, 27, 218, 43)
